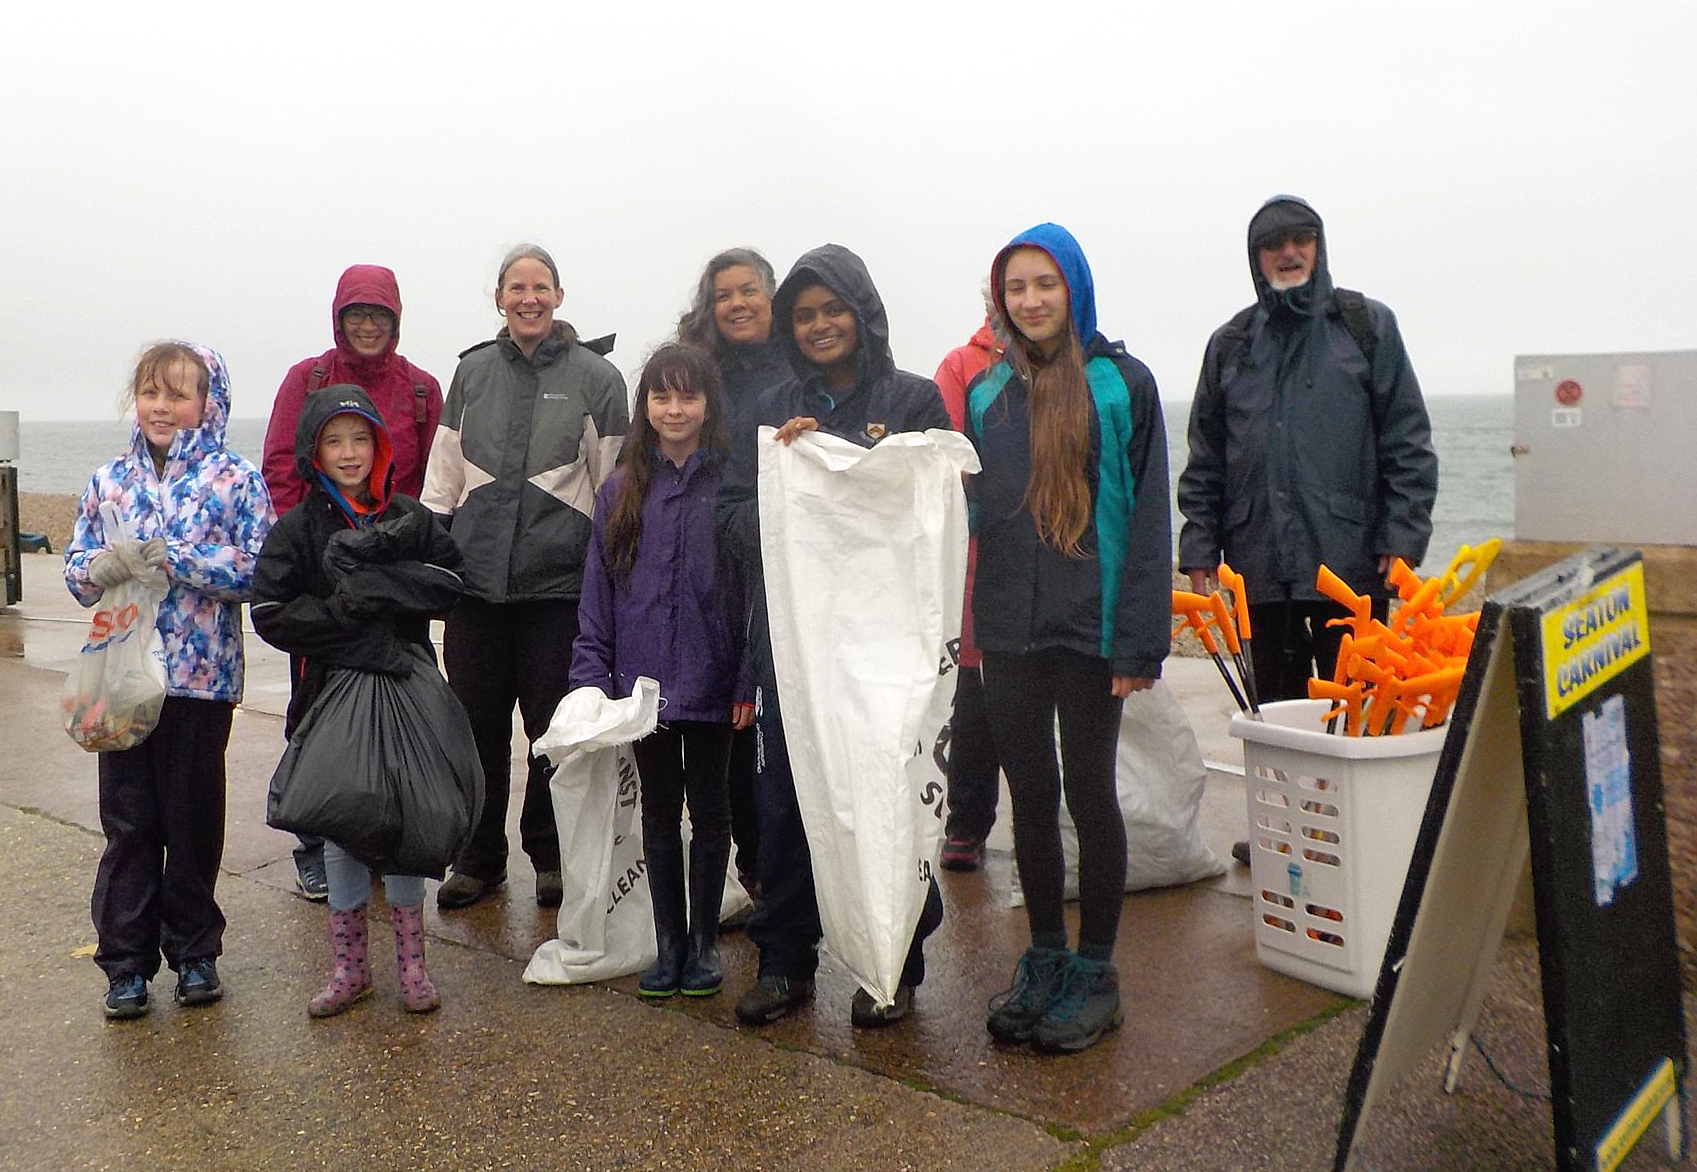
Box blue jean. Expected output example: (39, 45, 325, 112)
(324, 841, 426, 913)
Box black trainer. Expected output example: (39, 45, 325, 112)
(104, 974, 149, 1020)
(734, 974, 814, 1026)
(850, 984, 913, 1028)
(986, 946, 1069, 1042)
(174, 958, 223, 1007)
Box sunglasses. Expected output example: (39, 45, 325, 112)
(1259, 230, 1318, 252)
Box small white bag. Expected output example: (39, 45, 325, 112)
(524, 680, 750, 985)
(60, 502, 169, 752)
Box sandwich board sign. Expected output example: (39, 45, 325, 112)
(1335, 547, 1686, 1172)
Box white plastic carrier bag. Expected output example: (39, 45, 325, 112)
(1009, 680, 1226, 907)
(524, 679, 750, 985)
(61, 502, 170, 752)
(758, 427, 979, 1006)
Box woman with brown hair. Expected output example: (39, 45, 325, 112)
(965, 223, 1171, 1054)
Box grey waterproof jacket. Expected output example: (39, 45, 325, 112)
(1177, 196, 1437, 603)
(422, 322, 627, 602)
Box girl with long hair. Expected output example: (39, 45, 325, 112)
(570, 343, 747, 998)
(967, 224, 1171, 1053)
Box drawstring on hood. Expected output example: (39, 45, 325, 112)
(293, 383, 395, 526)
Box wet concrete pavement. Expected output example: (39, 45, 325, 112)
(3, 553, 1692, 1171)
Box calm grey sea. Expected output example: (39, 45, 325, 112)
(11, 396, 1512, 575)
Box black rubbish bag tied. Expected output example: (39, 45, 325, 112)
(267, 644, 483, 879)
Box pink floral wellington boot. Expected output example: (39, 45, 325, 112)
(391, 903, 440, 1013)
(308, 906, 372, 1018)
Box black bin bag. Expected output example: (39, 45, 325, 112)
(268, 645, 483, 879)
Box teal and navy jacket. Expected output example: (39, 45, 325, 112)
(967, 223, 1171, 679)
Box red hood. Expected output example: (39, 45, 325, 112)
(332, 264, 403, 370)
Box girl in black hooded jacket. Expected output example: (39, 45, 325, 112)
(251, 385, 464, 1018)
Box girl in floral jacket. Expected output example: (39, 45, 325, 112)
(64, 341, 273, 1020)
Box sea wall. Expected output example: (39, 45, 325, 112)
(1488, 541, 1697, 987)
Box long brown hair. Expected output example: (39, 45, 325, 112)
(602, 343, 728, 583)
(1001, 267, 1093, 559)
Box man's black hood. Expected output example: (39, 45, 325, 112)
(1247, 194, 1334, 315)
(771, 244, 895, 389)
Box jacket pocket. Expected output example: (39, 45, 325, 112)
(1327, 492, 1370, 527)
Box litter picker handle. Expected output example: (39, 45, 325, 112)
(1218, 563, 1252, 640)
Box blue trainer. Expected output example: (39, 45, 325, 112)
(174, 958, 223, 1007)
(104, 973, 148, 1020)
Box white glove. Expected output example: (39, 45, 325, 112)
(87, 551, 132, 589)
(139, 538, 168, 568)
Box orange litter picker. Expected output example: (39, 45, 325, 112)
(1172, 591, 1249, 715)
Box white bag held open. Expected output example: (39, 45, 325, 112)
(759, 427, 977, 1006)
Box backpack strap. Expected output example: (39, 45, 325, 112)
(1207, 304, 1259, 389)
(414, 381, 430, 467)
(1330, 288, 1378, 373)
(305, 364, 329, 392)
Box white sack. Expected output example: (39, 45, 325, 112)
(759, 428, 979, 1006)
(1010, 680, 1226, 907)
(524, 679, 750, 985)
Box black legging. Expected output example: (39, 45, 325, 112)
(632, 720, 734, 855)
(980, 647, 1126, 951)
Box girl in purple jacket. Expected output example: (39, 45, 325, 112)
(569, 343, 747, 999)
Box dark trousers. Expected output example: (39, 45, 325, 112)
(943, 664, 1000, 841)
(981, 648, 1126, 951)
(633, 720, 734, 856)
(725, 724, 760, 881)
(443, 597, 579, 878)
(1248, 596, 1389, 703)
(92, 696, 234, 980)
(747, 688, 944, 984)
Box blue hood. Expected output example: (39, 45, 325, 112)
(992, 222, 1097, 345)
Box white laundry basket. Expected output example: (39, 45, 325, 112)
(1230, 699, 1446, 999)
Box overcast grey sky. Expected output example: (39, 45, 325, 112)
(4, 1, 1694, 420)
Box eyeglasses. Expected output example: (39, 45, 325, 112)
(341, 307, 395, 326)
(1259, 230, 1318, 252)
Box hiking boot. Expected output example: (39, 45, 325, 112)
(174, 958, 223, 1007)
(308, 906, 372, 1018)
(294, 850, 329, 901)
(436, 869, 505, 910)
(850, 984, 914, 1028)
(534, 870, 563, 908)
(940, 833, 984, 872)
(986, 946, 1069, 1043)
(1231, 839, 1251, 866)
(104, 973, 148, 1020)
(734, 974, 814, 1026)
(1031, 956, 1123, 1053)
